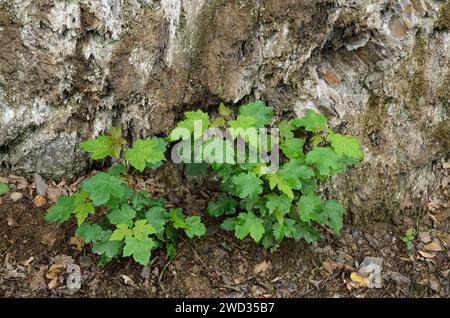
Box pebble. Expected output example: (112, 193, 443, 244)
(34, 173, 48, 196)
(10, 192, 23, 202)
(389, 271, 411, 286)
(390, 215, 402, 226)
(79, 256, 93, 268)
(429, 279, 440, 293)
(364, 233, 379, 248)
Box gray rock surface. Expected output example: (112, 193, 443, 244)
(0, 0, 448, 222)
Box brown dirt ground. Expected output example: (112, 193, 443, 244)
(0, 172, 448, 298)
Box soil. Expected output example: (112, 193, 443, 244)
(0, 171, 448, 298)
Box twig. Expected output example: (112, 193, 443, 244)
(180, 237, 209, 271)
(158, 257, 175, 294)
(215, 232, 242, 250)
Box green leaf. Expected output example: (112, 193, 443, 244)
(305, 147, 344, 177)
(328, 132, 363, 161)
(169, 208, 187, 229)
(297, 194, 323, 223)
(123, 236, 157, 266)
(265, 194, 292, 216)
(0, 182, 9, 195)
(206, 195, 238, 217)
(44, 195, 75, 223)
(169, 110, 210, 140)
(280, 138, 305, 159)
(107, 127, 127, 158)
(279, 120, 295, 141)
(107, 204, 136, 227)
(273, 218, 296, 241)
(322, 200, 345, 235)
(125, 138, 167, 172)
(228, 115, 258, 139)
(80, 127, 126, 160)
(220, 218, 238, 231)
(278, 160, 315, 191)
(292, 110, 327, 132)
(184, 216, 206, 238)
(81, 172, 125, 206)
(184, 163, 209, 176)
(72, 192, 95, 225)
(239, 101, 273, 127)
(132, 219, 157, 240)
(166, 243, 177, 260)
(267, 173, 294, 199)
(110, 224, 133, 241)
(293, 221, 322, 243)
(92, 230, 123, 258)
(232, 172, 263, 200)
(234, 212, 265, 243)
(108, 164, 127, 176)
(80, 136, 114, 160)
(145, 206, 168, 234)
(75, 222, 104, 243)
(219, 103, 232, 116)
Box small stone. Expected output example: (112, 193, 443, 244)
(364, 232, 379, 248)
(389, 272, 411, 286)
(34, 173, 48, 196)
(388, 17, 408, 38)
(10, 192, 23, 202)
(418, 231, 432, 243)
(79, 256, 93, 268)
(429, 279, 440, 293)
(391, 215, 402, 226)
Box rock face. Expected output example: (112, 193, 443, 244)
(0, 0, 448, 223)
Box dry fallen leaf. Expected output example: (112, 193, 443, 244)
(121, 274, 135, 285)
(48, 277, 59, 289)
(33, 195, 47, 207)
(418, 250, 436, 259)
(30, 265, 48, 291)
(350, 272, 369, 288)
(253, 260, 272, 275)
(46, 186, 60, 203)
(322, 261, 354, 272)
(46, 264, 63, 280)
(69, 236, 85, 252)
(424, 242, 443, 252)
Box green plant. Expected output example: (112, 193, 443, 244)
(0, 182, 9, 195)
(402, 228, 416, 251)
(45, 100, 364, 264)
(171, 101, 363, 250)
(45, 128, 206, 266)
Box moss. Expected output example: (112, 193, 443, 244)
(363, 93, 387, 134)
(185, 0, 227, 70)
(435, 0, 450, 30)
(433, 121, 450, 149)
(404, 30, 429, 121)
(410, 31, 428, 96)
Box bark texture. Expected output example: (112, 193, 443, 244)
(0, 0, 449, 223)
